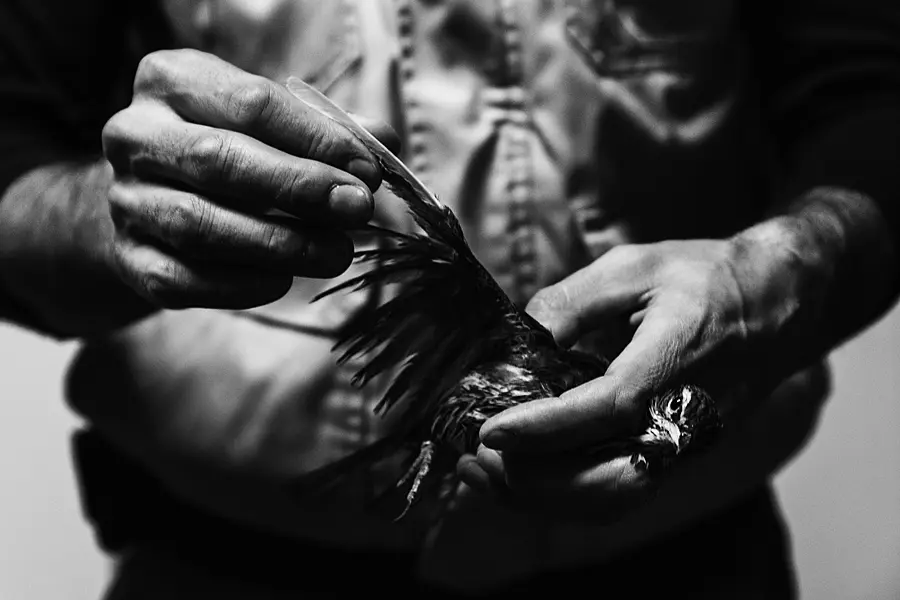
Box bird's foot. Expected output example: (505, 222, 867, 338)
(394, 441, 435, 521)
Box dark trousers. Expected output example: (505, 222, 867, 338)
(76, 431, 797, 599)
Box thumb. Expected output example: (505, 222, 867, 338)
(480, 307, 678, 452)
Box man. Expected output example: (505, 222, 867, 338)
(0, 0, 897, 597)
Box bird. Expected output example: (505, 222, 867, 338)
(281, 77, 723, 521)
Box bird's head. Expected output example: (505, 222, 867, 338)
(645, 385, 722, 457)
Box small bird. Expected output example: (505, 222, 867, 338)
(283, 78, 722, 520)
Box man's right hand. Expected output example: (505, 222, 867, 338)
(102, 49, 394, 309)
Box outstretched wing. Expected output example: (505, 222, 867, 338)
(284, 79, 525, 491)
(285, 78, 522, 419)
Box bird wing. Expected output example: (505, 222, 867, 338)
(285, 77, 527, 418)
(284, 78, 532, 491)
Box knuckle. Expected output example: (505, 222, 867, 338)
(665, 266, 717, 320)
(188, 195, 215, 242)
(684, 257, 720, 288)
(137, 265, 167, 303)
(101, 111, 129, 144)
(636, 248, 663, 274)
(603, 244, 637, 265)
(227, 80, 280, 130)
(183, 133, 238, 187)
(527, 283, 578, 341)
(134, 50, 180, 92)
(607, 244, 661, 274)
(101, 111, 139, 170)
(303, 118, 354, 162)
(139, 260, 185, 306)
(529, 285, 568, 315)
(106, 182, 134, 210)
(260, 223, 297, 258)
(107, 183, 139, 228)
(275, 166, 314, 204)
(163, 196, 207, 250)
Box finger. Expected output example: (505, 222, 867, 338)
(104, 111, 374, 225)
(507, 454, 654, 511)
(131, 49, 383, 190)
(109, 182, 353, 277)
(525, 245, 656, 347)
(456, 454, 494, 496)
(475, 445, 506, 481)
(113, 238, 294, 309)
(481, 311, 679, 452)
(476, 446, 654, 519)
(469, 445, 517, 504)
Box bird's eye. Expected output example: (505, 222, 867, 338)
(668, 396, 682, 416)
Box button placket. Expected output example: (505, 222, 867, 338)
(491, 0, 539, 305)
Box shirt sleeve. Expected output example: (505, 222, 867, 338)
(0, 2, 171, 327)
(0, 1, 165, 196)
(749, 0, 900, 234)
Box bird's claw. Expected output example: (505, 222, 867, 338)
(394, 441, 435, 521)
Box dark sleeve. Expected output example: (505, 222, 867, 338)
(749, 0, 900, 234)
(0, 1, 167, 196)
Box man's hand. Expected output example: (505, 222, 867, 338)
(103, 49, 398, 309)
(457, 230, 829, 521)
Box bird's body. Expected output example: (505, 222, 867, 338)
(386, 335, 610, 518)
(282, 78, 722, 519)
(429, 319, 609, 456)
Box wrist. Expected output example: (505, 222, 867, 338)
(726, 212, 834, 377)
(0, 162, 156, 338)
(728, 186, 899, 377)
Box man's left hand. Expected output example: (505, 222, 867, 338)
(457, 235, 827, 523)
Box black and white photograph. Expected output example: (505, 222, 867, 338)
(0, 1, 898, 598)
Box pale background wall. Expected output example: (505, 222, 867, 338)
(0, 305, 898, 600)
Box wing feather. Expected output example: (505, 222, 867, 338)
(285, 77, 462, 246)
(283, 79, 523, 489)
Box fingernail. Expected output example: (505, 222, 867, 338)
(482, 428, 516, 450)
(346, 158, 380, 190)
(328, 185, 372, 223)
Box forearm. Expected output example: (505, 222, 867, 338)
(0, 160, 154, 338)
(731, 186, 899, 381)
(731, 0, 900, 374)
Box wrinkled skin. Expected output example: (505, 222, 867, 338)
(459, 235, 829, 521)
(102, 49, 399, 309)
(78, 48, 829, 545)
